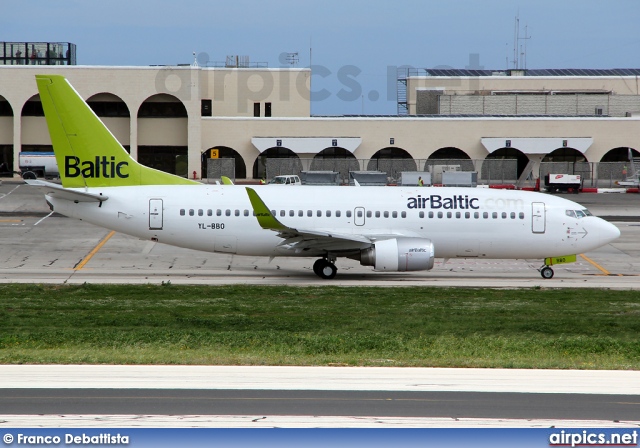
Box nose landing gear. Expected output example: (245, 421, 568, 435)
(539, 265, 554, 279)
(313, 258, 337, 279)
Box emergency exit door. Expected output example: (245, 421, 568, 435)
(531, 202, 545, 233)
(149, 199, 163, 230)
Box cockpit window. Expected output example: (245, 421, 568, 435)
(566, 209, 592, 219)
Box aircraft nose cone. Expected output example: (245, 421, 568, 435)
(599, 220, 621, 244)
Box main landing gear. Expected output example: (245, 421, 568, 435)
(538, 265, 554, 279)
(313, 258, 337, 279)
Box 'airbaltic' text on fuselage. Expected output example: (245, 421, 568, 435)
(65, 156, 129, 178)
(407, 195, 479, 210)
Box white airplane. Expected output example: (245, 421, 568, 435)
(28, 75, 620, 279)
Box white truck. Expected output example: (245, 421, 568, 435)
(19, 152, 59, 179)
(544, 173, 581, 193)
(268, 175, 302, 185)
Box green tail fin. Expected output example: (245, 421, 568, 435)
(35, 75, 198, 187)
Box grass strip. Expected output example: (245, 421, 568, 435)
(1, 284, 638, 369)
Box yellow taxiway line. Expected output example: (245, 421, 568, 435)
(74, 230, 116, 270)
(580, 253, 619, 276)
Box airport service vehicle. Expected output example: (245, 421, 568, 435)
(27, 75, 620, 279)
(19, 152, 59, 179)
(544, 174, 581, 193)
(268, 175, 301, 185)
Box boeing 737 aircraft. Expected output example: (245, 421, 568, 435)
(28, 75, 620, 279)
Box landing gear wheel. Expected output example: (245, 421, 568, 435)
(313, 259, 337, 279)
(540, 266, 554, 279)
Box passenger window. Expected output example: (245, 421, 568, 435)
(384, 211, 389, 218)
(366, 211, 372, 218)
(327, 210, 332, 217)
(180, 209, 185, 216)
(375, 211, 381, 218)
(447, 212, 452, 219)
(492, 212, 498, 219)
(401, 211, 406, 218)
(217, 209, 222, 216)
(189, 209, 194, 216)
(307, 210, 312, 217)
(455, 212, 461, 219)
(510, 212, 516, 219)
(280, 210, 285, 217)
(419, 211, 424, 218)
(437, 211, 443, 218)
(298, 210, 303, 217)
(207, 209, 212, 216)
(483, 212, 488, 219)
(346, 210, 352, 218)
(474, 212, 479, 219)
(429, 211, 434, 218)
(465, 212, 470, 219)
(357, 210, 362, 217)
(235, 210, 240, 216)
(290, 210, 295, 217)
(336, 211, 341, 217)
(317, 210, 322, 217)
(244, 210, 249, 216)
(271, 210, 276, 216)
(225, 209, 231, 216)
(519, 212, 525, 219)
(198, 209, 203, 216)
(392, 211, 398, 218)
(502, 212, 507, 219)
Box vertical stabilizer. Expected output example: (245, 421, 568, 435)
(35, 75, 198, 188)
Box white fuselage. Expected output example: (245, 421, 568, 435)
(46, 185, 620, 261)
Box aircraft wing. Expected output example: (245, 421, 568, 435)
(245, 187, 372, 252)
(25, 179, 109, 203)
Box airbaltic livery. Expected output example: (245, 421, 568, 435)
(28, 75, 620, 279)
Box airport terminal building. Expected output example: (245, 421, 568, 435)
(1, 42, 639, 186)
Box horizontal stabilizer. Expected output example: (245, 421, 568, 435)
(25, 180, 108, 203)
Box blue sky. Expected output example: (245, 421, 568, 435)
(3, 0, 639, 114)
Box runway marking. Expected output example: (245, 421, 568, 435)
(580, 254, 619, 276)
(0, 219, 22, 222)
(34, 211, 54, 226)
(74, 231, 116, 271)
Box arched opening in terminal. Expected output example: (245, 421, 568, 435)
(425, 147, 474, 179)
(20, 94, 52, 154)
(428, 147, 471, 160)
(542, 147, 587, 163)
(311, 147, 359, 180)
(21, 94, 43, 116)
(87, 93, 130, 117)
(202, 146, 247, 180)
(137, 94, 188, 176)
(600, 147, 640, 162)
(253, 147, 302, 180)
(540, 147, 589, 181)
(87, 93, 131, 153)
(485, 147, 530, 178)
(0, 95, 13, 177)
(367, 147, 416, 183)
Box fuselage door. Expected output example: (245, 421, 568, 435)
(532, 202, 545, 233)
(354, 207, 365, 226)
(149, 198, 163, 230)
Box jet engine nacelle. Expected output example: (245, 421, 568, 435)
(360, 237, 435, 272)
